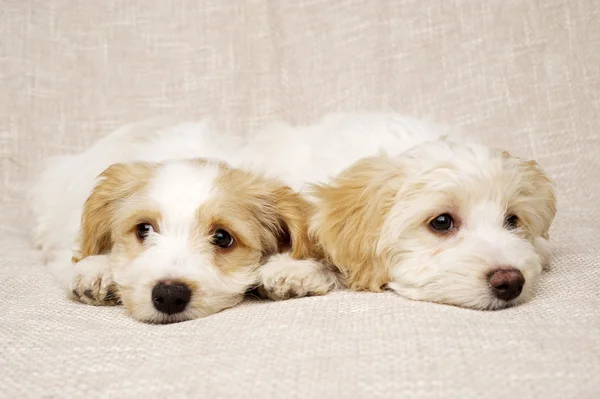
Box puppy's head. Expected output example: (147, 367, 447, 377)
(311, 140, 556, 310)
(75, 159, 312, 323)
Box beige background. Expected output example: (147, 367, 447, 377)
(1, 1, 599, 398)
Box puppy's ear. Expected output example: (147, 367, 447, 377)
(310, 155, 404, 291)
(513, 158, 556, 269)
(271, 186, 315, 260)
(513, 157, 557, 239)
(216, 168, 316, 261)
(74, 163, 153, 262)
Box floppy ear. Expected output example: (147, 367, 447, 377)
(498, 150, 557, 239)
(213, 167, 317, 261)
(310, 155, 404, 291)
(514, 157, 556, 269)
(516, 158, 557, 239)
(73, 163, 153, 262)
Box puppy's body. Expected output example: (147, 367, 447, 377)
(239, 114, 454, 192)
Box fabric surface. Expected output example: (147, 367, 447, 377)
(1, 0, 599, 397)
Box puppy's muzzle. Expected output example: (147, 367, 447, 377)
(489, 268, 525, 301)
(152, 281, 192, 315)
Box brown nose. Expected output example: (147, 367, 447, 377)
(489, 268, 525, 301)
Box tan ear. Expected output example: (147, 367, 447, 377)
(74, 163, 153, 262)
(515, 158, 557, 239)
(213, 167, 317, 261)
(272, 186, 315, 260)
(310, 155, 403, 291)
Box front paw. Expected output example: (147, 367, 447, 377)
(259, 254, 339, 301)
(69, 256, 120, 306)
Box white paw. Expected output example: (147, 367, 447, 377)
(69, 255, 120, 306)
(259, 254, 339, 301)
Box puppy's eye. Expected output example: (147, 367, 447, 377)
(212, 229, 235, 248)
(136, 223, 154, 240)
(429, 213, 454, 232)
(505, 214, 519, 230)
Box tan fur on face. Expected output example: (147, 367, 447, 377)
(511, 158, 557, 239)
(76, 159, 316, 270)
(74, 163, 156, 262)
(111, 208, 163, 261)
(73, 158, 320, 323)
(310, 155, 404, 291)
(212, 167, 316, 261)
(311, 147, 557, 297)
(493, 148, 556, 240)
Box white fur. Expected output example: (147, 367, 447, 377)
(113, 161, 259, 323)
(380, 143, 549, 309)
(310, 138, 555, 310)
(238, 113, 457, 192)
(65, 255, 115, 305)
(31, 112, 553, 316)
(148, 162, 220, 223)
(259, 253, 340, 300)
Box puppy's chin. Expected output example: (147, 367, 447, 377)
(111, 251, 261, 324)
(386, 271, 540, 311)
(119, 287, 245, 324)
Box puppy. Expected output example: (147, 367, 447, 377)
(44, 158, 341, 324)
(31, 121, 338, 323)
(310, 139, 556, 310)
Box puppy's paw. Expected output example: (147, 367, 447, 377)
(69, 255, 120, 306)
(258, 254, 339, 301)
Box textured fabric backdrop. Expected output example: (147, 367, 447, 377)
(1, 1, 599, 398)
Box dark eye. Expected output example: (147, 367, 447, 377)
(505, 214, 519, 230)
(429, 213, 454, 232)
(212, 229, 234, 248)
(136, 223, 154, 240)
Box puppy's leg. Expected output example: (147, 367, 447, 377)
(258, 253, 340, 300)
(50, 254, 120, 306)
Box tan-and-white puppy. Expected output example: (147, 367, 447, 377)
(310, 139, 556, 310)
(31, 120, 338, 323)
(44, 158, 332, 324)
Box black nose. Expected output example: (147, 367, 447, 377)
(489, 268, 525, 301)
(152, 282, 192, 315)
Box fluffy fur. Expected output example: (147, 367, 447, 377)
(31, 112, 555, 319)
(310, 140, 556, 310)
(63, 158, 328, 323)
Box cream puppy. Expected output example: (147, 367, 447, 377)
(309, 140, 556, 310)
